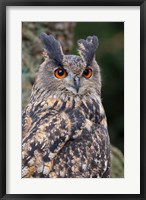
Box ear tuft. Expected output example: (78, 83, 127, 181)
(77, 35, 99, 65)
(40, 33, 64, 64)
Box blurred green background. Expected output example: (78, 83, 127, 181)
(22, 22, 124, 177)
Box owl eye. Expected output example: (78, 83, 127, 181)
(54, 68, 67, 79)
(83, 68, 92, 79)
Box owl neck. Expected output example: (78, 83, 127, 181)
(26, 85, 106, 128)
(30, 84, 103, 114)
(30, 81, 101, 104)
(42, 91, 100, 105)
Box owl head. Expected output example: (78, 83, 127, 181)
(36, 33, 101, 101)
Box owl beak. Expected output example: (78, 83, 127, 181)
(73, 76, 80, 93)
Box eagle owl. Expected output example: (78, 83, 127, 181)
(22, 33, 110, 178)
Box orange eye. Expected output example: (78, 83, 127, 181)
(54, 68, 67, 79)
(83, 68, 92, 79)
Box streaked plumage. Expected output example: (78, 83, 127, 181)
(22, 33, 110, 178)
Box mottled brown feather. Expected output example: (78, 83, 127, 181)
(22, 33, 110, 178)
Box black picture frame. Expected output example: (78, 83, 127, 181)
(0, 0, 145, 199)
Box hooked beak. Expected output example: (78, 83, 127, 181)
(73, 76, 80, 93)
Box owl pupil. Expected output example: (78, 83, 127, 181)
(83, 69, 89, 75)
(58, 69, 64, 76)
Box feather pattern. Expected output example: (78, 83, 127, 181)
(78, 35, 99, 65)
(22, 33, 110, 178)
(40, 33, 64, 65)
(22, 97, 110, 178)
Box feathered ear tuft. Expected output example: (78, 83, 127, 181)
(77, 35, 99, 65)
(40, 33, 64, 64)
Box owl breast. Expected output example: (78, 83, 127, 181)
(22, 96, 110, 178)
(49, 98, 110, 178)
